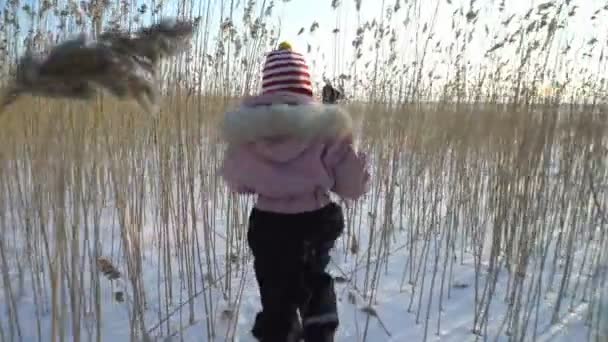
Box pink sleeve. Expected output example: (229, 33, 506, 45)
(323, 135, 370, 200)
(220, 145, 255, 195)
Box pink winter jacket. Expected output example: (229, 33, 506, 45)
(219, 93, 370, 214)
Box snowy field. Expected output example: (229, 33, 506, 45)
(1, 0, 608, 340)
(0, 104, 607, 342)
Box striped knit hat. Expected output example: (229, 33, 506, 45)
(260, 42, 313, 98)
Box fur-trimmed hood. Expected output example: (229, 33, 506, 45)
(220, 101, 354, 163)
(221, 103, 353, 144)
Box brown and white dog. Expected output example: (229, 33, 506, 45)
(0, 17, 199, 116)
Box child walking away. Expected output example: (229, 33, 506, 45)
(219, 42, 370, 342)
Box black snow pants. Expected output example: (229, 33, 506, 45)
(247, 202, 345, 342)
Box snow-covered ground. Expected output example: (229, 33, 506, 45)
(0, 189, 604, 342)
(0, 121, 606, 342)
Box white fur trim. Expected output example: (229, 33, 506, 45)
(220, 103, 353, 144)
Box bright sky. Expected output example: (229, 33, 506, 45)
(5, 0, 607, 95)
(249, 0, 607, 92)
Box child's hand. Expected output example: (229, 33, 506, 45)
(324, 136, 371, 200)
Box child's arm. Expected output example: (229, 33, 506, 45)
(324, 135, 370, 200)
(220, 145, 255, 195)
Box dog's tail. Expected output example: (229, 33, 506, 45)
(15, 51, 41, 87)
(0, 50, 42, 115)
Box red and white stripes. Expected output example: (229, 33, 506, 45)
(261, 49, 313, 98)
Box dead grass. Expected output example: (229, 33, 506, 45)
(0, 94, 606, 341)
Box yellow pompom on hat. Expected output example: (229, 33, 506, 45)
(278, 41, 292, 51)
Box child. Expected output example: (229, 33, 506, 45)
(322, 80, 345, 104)
(219, 42, 370, 342)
